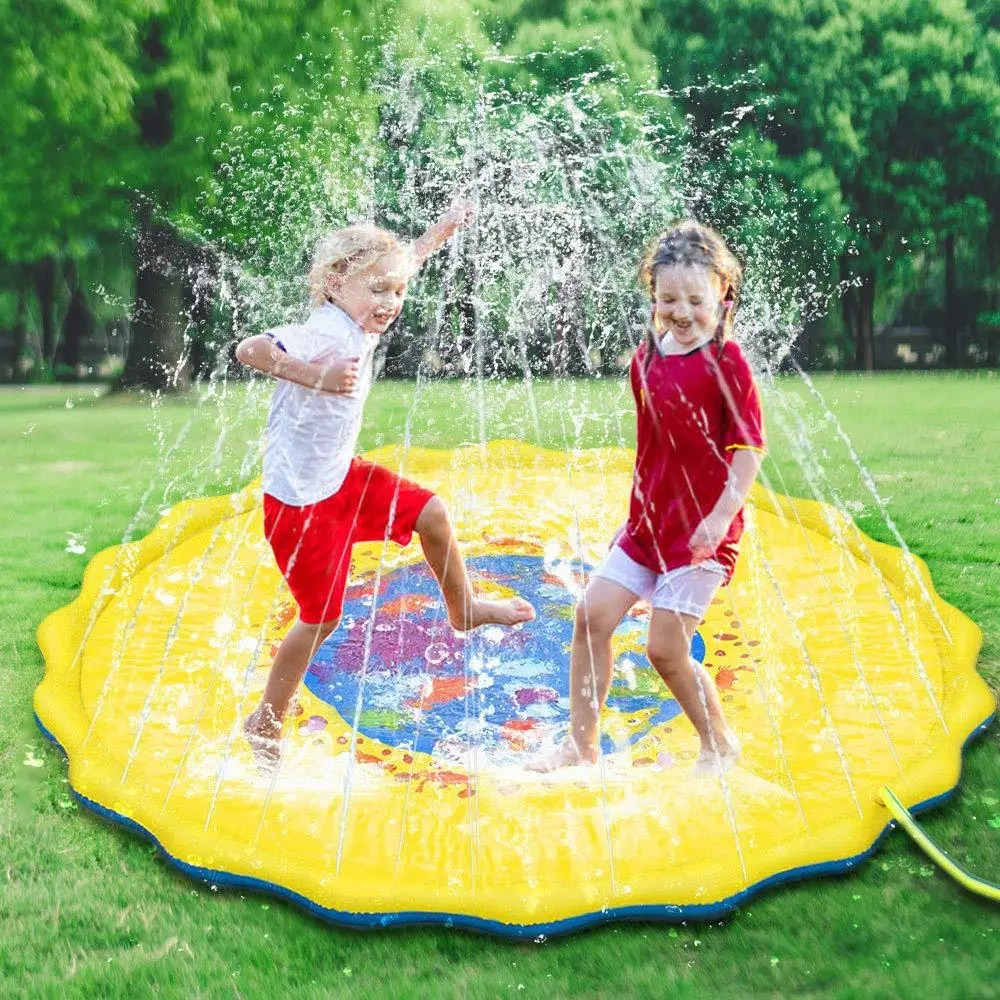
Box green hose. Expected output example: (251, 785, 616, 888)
(879, 786, 1000, 901)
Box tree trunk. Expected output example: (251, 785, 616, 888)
(184, 245, 223, 381)
(552, 281, 568, 377)
(58, 258, 95, 380)
(446, 284, 475, 378)
(854, 268, 876, 373)
(561, 276, 591, 377)
(120, 205, 191, 390)
(13, 267, 29, 381)
(943, 232, 959, 368)
(839, 253, 859, 367)
(34, 256, 58, 372)
(799, 318, 822, 369)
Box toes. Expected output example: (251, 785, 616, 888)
(508, 599, 535, 623)
(525, 738, 594, 772)
(693, 747, 740, 777)
(246, 734, 282, 772)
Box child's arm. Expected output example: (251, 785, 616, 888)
(411, 202, 475, 267)
(689, 450, 763, 563)
(234, 335, 359, 395)
(689, 343, 766, 562)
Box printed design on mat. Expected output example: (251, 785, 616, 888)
(298, 553, 714, 767)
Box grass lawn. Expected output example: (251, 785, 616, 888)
(2, 372, 999, 999)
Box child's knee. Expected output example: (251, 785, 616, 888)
(646, 631, 689, 676)
(573, 600, 616, 641)
(318, 616, 340, 639)
(415, 496, 450, 539)
(300, 616, 340, 641)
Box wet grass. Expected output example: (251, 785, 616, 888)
(2, 372, 998, 998)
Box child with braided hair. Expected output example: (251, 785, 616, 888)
(529, 220, 765, 775)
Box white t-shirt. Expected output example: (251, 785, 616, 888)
(261, 303, 380, 506)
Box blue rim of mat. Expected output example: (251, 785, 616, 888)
(34, 709, 996, 940)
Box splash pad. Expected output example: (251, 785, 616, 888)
(34, 441, 992, 936)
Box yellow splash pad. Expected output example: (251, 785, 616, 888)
(34, 442, 992, 935)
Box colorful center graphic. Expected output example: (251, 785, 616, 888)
(303, 554, 705, 764)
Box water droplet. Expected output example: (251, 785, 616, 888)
(64, 534, 86, 555)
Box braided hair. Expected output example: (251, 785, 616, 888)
(639, 220, 743, 371)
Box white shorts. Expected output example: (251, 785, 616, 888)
(591, 545, 725, 619)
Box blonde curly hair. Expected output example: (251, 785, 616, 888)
(308, 225, 409, 306)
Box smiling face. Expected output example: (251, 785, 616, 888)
(651, 264, 725, 350)
(327, 248, 412, 335)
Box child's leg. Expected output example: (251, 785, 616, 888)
(414, 497, 535, 630)
(244, 616, 340, 759)
(645, 609, 739, 767)
(526, 577, 637, 771)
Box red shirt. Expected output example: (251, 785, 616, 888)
(619, 338, 766, 583)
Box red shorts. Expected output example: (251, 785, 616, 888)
(263, 458, 435, 624)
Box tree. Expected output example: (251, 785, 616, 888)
(372, 0, 677, 378)
(640, 0, 1000, 370)
(116, 0, 390, 389)
(0, 0, 145, 378)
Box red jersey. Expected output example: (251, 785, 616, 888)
(618, 338, 766, 583)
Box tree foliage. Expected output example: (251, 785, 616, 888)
(0, 0, 998, 381)
(641, 0, 1000, 367)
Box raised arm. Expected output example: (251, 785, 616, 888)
(411, 202, 476, 269)
(234, 335, 359, 395)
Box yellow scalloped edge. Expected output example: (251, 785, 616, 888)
(32, 442, 994, 931)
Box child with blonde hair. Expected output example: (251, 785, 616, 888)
(236, 207, 535, 762)
(530, 220, 765, 775)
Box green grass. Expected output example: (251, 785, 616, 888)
(2, 373, 999, 999)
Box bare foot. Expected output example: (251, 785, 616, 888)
(243, 708, 283, 770)
(692, 732, 741, 778)
(525, 736, 598, 773)
(450, 597, 536, 631)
